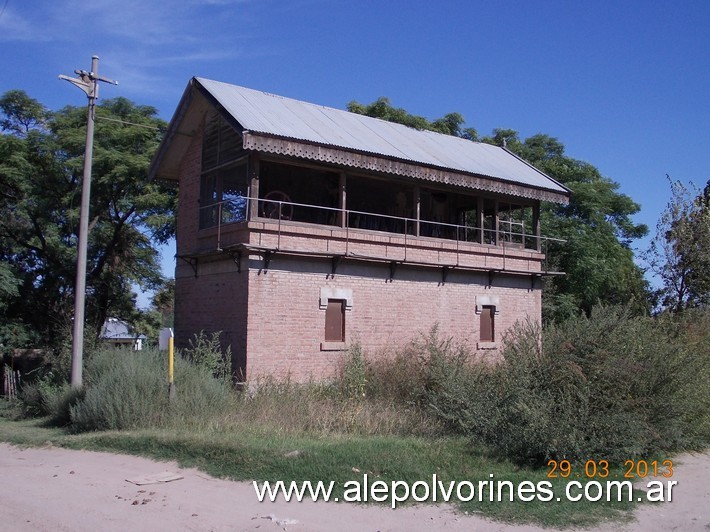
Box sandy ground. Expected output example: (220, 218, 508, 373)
(1, 443, 707, 531)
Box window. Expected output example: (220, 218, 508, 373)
(479, 305, 495, 342)
(199, 113, 248, 229)
(199, 164, 248, 228)
(259, 161, 340, 225)
(320, 287, 352, 351)
(202, 112, 242, 169)
(325, 299, 345, 342)
(476, 296, 499, 349)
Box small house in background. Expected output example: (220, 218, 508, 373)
(149, 78, 570, 382)
(100, 318, 146, 351)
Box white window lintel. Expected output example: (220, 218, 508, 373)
(320, 287, 353, 310)
(475, 295, 501, 315)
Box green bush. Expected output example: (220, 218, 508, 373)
(340, 342, 367, 399)
(357, 327, 472, 436)
(14, 308, 706, 461)
(43, 384, 85, 426)
(424, 306, 709, 465)
(70, 348, 167, 431)
(182, 331, 232, 382)
(18, 377, 84, 425)
(17, 381, 45, 417)
(363, 326, 473, 406)
(660, 309, 710, 444)
(69, 346, 233, 432)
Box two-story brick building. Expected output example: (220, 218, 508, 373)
(149, 78, 570, 382)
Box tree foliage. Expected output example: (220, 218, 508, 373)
(129, 278, 176, 345)
(347, 97, 478, 139)
(151, 278, 175, 328)
(644, 177, 710, 312)
(481, 130, 650, 320)
(0, 90, 174, 350)
(0, 89, 50, 136)
(348, 99, 650, 320)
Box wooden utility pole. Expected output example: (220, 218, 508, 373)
(59, 56, 117, 388)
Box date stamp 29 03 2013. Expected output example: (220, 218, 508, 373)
(547, 459, 673, 479)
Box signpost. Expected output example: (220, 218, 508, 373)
(159, 328, 176, 400)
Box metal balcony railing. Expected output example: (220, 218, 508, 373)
(198, 196, 566, 268)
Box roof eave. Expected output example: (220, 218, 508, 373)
(244, 132, 570, 205)
(502, 146, 572, 196)
(148, 78, 203, 182)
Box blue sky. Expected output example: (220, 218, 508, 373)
(1, 0, 708, 306)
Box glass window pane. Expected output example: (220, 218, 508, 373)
(220, 164, 248, 224)
(199, 172, 218, 228)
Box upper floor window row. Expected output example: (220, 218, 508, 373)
(202, 112, 243, 171)
(200, 113, 248, 229)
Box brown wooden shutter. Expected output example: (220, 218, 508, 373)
(480, 306, 495, 342)
(325, 299, 345, 342)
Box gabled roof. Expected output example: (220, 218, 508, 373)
(150, 78, 570, 204)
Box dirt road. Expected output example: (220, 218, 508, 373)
(1, 443, 707, 531)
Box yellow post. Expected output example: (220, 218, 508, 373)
(168, 336, 175, 400)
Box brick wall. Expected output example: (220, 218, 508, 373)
(174, 122, 251, 377)
(175, 258, 249, 379)
(244, 254, 541, 381)
(176, 124, 202, 256)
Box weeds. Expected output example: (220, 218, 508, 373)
(182, 330, 232, 382)
(339, 342, 367, 400)
(9, 306, 709, 470)
(422, 307, 710, 465)
(69, 345, 234, 432)
(17, 377, 83, 426)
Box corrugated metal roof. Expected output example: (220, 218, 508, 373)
(196, 78, 569, 196)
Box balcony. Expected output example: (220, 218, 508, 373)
(191, 195, 564, 279)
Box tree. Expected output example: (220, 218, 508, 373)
(150, 278, 175, 329)
(644, 177, 710, 313)
(481, 131, 650, 321)
(347, 97, 478, 140)
(0, 89, 50, 136)
(348, 100, 650, 320)
(0, 90, 175, 350)
(0, 262, 32, 350)
(130, 278, 176, 345)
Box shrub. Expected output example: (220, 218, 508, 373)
(363, 326, 474, 406)
(17, 381, 45, 417)
(362, 346, 423, 405)
(18, 377, 84, 425)
(69, 346, 233, 432)
(70, 348, 167, 431)
(659, 309, 710, 445)
(424, 306, 709, 465)
(339, 342, 367, 400)
(182, 331, 232, 382)
(43, 384, 85, 426)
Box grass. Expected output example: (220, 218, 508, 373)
(0, 407, 638, 528)
(8, 310, 704, 529)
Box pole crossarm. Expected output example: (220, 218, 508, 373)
(57, 74, 93, 97)
(59, 66, 117, 99)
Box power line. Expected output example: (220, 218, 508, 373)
(0, 0, 9, 20)
(95, 114, 162, 131)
